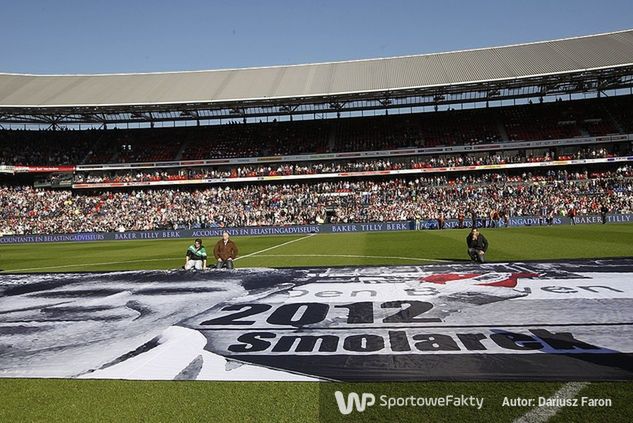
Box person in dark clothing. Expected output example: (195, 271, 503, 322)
(437, 212, 445, 230)
(546, 208, 555, 226)
(466, 228, 489, 263)
(600, 204, 609, 224)
(499, 209, 509, 228)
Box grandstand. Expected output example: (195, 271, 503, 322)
(1, 29, 633, 423)
(1, 31, 633, 236)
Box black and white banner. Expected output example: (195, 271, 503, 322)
(1, 260, 633, 381)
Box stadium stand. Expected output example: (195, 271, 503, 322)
(69, 144, 629, 185)
(1, 30, 633, 237)
(2, 166, 631, 235)
(1, 96, 632, 166)
(0, 129, 95, 166)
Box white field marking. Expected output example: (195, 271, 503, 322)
(512, 382, 590, 423)
(234, 234, 316, 261)
(4, 234, 316, 272)
(247, 253, 451, 262)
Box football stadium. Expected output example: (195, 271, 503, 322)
(1, 24, 633, 422)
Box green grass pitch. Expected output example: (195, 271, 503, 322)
(1, 224, 632, 422)
(2, 224, 632, 272)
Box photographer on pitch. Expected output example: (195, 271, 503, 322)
(466, 228, 489, 263)
(214, 231, 239, 269)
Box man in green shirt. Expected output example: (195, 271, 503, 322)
(184, 238, 207, 270)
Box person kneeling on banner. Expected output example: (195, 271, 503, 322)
(184, 238, 207, 270)
(214, 231, 239, 269)
(466, 228, 488, 263)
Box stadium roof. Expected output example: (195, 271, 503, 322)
(1, 29, 633, 110)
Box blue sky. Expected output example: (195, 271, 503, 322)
(1, 0, 632, 74)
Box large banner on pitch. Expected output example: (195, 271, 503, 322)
(1, 259, 632, 381)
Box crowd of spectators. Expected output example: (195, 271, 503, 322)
(1, 96, 632, 166)
(181, 119, 328, 159)
(609, 95, 633, 134)
(0, 129, 95, 166)
(3, 166, 631, 235)
(72, 145, 626, 185)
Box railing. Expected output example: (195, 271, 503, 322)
(71, 156, 633, 189)
(1, 133, 629, 175)
(73, 133, 632, 171)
